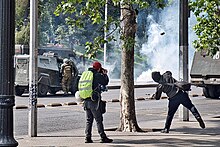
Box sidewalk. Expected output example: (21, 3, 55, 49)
(16, 114, 220, 147)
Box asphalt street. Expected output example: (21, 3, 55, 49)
(14, 86, 220, 137)
(13, 85, 220, 146)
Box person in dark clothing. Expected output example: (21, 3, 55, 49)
(151, 71, 205, 133)
(83, 61, 113, 143)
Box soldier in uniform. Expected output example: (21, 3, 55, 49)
(61, 58, 73, 96)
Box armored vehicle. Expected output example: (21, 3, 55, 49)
(14, 52, 79, 97)
(190, 51, 220, 99)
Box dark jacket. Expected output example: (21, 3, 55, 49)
(88, 68, 109, 98)
(153, 71, 179, 100)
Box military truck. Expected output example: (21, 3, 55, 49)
(190, 51, 220, 99)
(14, 52, 79, 97)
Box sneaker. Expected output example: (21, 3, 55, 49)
(100, 137, 113, 143)
(197, 117, 205, 129)
(85, 137, 93, 143)
(161, 128, 169, 133)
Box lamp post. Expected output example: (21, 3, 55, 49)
(179, 0, 189, 121)
(104, 0, 108, 67)
(0, 0, 18, 146)
(28, 0, 38, 137)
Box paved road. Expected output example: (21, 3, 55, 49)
(14, 85, 220, 147)
(14, 86, 220, 137)
(14, 87, 158, 136)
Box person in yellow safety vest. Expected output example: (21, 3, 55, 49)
(79, 61, 113, 143)
(78, 70, 94, 99)
(61, 58, 73, 96)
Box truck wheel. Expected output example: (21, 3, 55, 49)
(38, 84, 48, 97)
(15, 87, 24, 96)
(70, 85, 77, 95)
(208, 86, 219, 99)
(203, 86, 219, 99)
(70, 76, 79, 95)
(203, 87, 210, 98)
(49, 88, 57, 95)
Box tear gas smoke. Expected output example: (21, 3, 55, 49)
(137, 1, 197, 82)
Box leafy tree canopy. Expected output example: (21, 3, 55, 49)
(54, 0, 167, 58)
(190, 0, 220, 56)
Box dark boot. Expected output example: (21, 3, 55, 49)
(85, 137, 93, 143)
(161, 116, 171, 133)
(190, 106, 205, 129)
(161, 128, 169, 133)
(196, 117, 205, 129)
(100, 137, 113, 143)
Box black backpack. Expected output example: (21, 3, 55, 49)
(162, 71, 191, 91)
(174, 81, 191, 91)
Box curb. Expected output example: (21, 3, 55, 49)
(111, 99, 120, 102)
(14, 94, 200, 109)
(136, 97, 145, 101)
(37, 104, 45, 108)
(46, 103, 63, 107)
(191, 94, 199, 97)
(15, 105, 28, 109)
(64, 101, 77, 106)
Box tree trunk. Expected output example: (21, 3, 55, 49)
(117, 3, 142, 132)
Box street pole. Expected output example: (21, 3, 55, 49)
(104, 0, 108, 67)
(28, 0, 38, 137)
(0, 0, 18, 146)
(179, 0, 189, 121)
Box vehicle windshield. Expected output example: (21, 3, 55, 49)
(17, 59, 27, 64)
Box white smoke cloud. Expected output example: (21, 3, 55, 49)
(137, 1, 197, 82)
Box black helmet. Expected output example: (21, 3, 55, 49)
(165, 71, 172, 76)
(152, 71, 161, 82)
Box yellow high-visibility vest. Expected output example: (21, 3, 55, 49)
(78, 71, 93, 99)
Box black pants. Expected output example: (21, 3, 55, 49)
(165, 90, 201, 129)
(84, 99, 106, 138)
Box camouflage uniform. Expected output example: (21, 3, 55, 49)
(61, 60, 73, 95)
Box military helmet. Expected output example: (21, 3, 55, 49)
(63, 58, 69, 63)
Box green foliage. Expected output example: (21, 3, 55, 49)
(120, 35, 136, 51)
(15, 0, 30, 45)
(54, 0, 116, 58)
(15, 0, 66, 46)
(15, 25, 30, 45)
(189, 0, 220, 56)
(16, 0, 29, 28)
(85, 36, 104, 59)
(15, 0, 167, 79)
(54, 0, 106, 26)
(38, 0, 64, 46)
(54, 0, 167, 58)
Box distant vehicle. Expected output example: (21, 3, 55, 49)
(190, 51, 220, 99)
(38, 47, 75, 59)
(15, 44, 29, 55)
(14, 52, 79, 97)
